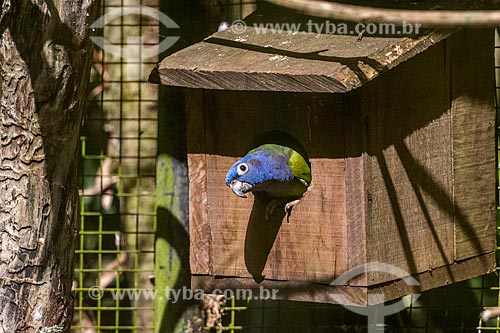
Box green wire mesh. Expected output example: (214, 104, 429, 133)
(72, 1, 500, 331)
(73, 0, 159, 331)
(72, 2, 255, 333)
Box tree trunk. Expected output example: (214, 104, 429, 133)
(0, 1, 98, 332)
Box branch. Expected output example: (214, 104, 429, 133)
(265, 0, 500, 27)
(481, 307, 500, 322)
(98, 252, 129, 289)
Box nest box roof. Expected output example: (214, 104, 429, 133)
(151, 21, 454, 93)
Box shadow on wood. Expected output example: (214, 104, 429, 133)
(204, 36, 387, 86)
(158, 28, 496, 303)
(244, 198, 285, 282)
(243, 130, 310, 282)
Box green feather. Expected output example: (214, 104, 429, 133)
(249, 143, 312, 186)
(288, 150, 312, 186)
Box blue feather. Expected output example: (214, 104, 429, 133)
(225, 150, 294, 186)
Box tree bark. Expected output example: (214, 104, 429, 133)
(0, 1, 98, 332)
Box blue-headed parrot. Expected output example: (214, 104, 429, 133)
(225, 143, 312, 219)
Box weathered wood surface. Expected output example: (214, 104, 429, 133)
(0, 0, 98, 331)
(358, 38, 455, 285)
(187, 90, 348, 283)
(186, 89, 211, 276)
(450, 30, 496, 261)
(350, 29, 495, 286)
(183, 29, 495, 304)
(343, 92, 368, 286)
(369, 252, 496, 304)
(152, 26, 454, 93)
(192, 275, 369, 305)
(192, 251, 495, 305)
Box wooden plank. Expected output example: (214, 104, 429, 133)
(370, 251, 496, 304)
(197, 90, 347, 283)
(186, 90, 212, 275)
(192, 251, 495, 305)
(344, 93, 368, 286)
(192, 275, 369, 305)
(152, 28, 454, 93)
(359, 39, 455, 284)
(450, 29, 496, 260)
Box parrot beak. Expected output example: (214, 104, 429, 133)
(228, 180, 252, 198)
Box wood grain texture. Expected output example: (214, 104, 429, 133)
(192, 251, 495, 305)
(192, 275, 369, 305)
(369, 252, 496, 304)
(449, 30, 496, 260)
(182, 28, 495, 303)
(344, 92, 367, 286)
(0, 0, 98, 331)
(188, 90, 348, 283)
(186, 90, 212, 275)
(152, 27, 454, 93)
(359, 40, 456, 284)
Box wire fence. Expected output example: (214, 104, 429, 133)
(73, 0, 159, 331)
(72, 1, 500, 331)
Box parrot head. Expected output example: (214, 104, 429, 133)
(225, 149, 294, 198)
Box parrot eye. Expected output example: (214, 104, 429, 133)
(237, 163, 249, 176)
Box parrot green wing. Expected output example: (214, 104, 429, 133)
(249, 143, 312, 186)
(288, 150, 312, 186)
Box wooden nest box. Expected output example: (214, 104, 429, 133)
(151, 25, 496, 304)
